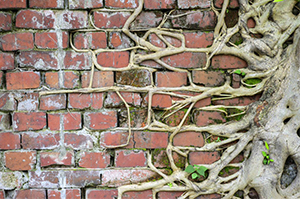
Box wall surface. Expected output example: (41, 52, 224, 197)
(0, 0, 258, 198)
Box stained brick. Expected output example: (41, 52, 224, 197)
(214, 0, 239, 9)
(192, 71, 225, 87)
(64, 133, 94, 150)
(100, 131, 133, 148)
(40, 94, 66, 110)
(63, 170, 102, 187)
(0, 12, 12, 30)
(93, 12, 131, 28)
(97, 52, 129, 68)
(0, 114, 10, 130)
(130, 11, 163, 29)
(84, 111, 117, 130)
(178, 0, 210, 9)
(173, 132, 204, 147)
(48, 112, 82, 130)
(134, 131, 168, 148)
(82, 71, 114, 88)
(195, 111, 225, 126)
(13, 112, 46, 131)
(211, 55, 247, 69)
(78, 152, 110, 168)
(64, 51, 91, 70)
(115, 150, 147, 167)
(144, 94, 172, 108)
(196, 194, 221, 199)
(56, 11, 88, 29)
(184, 32, 214, 48)
(0, 132, 20, 150)
(0, 191, 3, 199)
(157, 191, 184, 199)
(144, 0, 176, 9)
(74, 32, 107, 49)
(213, 94, 261, 106)
(16, 10, 55, 29)
(161, 52, 207, 69)
(5, 151, 36, 170)
(6, 72, 40, 90)
(0, 0, 26, 9)
(115, 69, 151, 87)
(105, 0, 138, 8)
(171, 11, 216, 29)
(35, 32, 68, 49)
(149, 33, 182, 48)
(104, 92, 141, 108)
(15, 190, 46, 199)
(69, 0, 103, 9)
(86, 189, 118, 199)
(18, 51, 58, 70)
(40, 151, 74, 167)
(45, 72, 59, 88)
(17, 93, 39, 111)
(189, 151, 220, 164)
(22, 132, 60, 149)
(109, 32, 132, 49)
(68, 93, 103, 109)
(63, 71, 80, 88)
(29, 0, 64, 8)
(29, 171, 59, 188)
(123, 190, 152, 199)
(48, 189, 81, 199)
(156, 72, 187, 87)
(1, 33, 34, 51)
(153, 150, 185, 168)
(0, 93, 16, 111)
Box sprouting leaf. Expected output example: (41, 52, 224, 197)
(192, 173, 199, 179)
(265, 141, 269, 151)
(234, 69, 242, 75)
(270, 159, 274, 162)
(274, 0, 284, 2)
(196, 166, 208, 177)
(262, 151, 268, 157)
(167, 182, 173, 188)
(241, 72, 246, 76)
(267, 160, 270, 164)
(263, 159, 268, 165)
(185, 165, 195, 173)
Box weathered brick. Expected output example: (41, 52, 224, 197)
(178, 0, 210, 9)
(45, 72, 59, 89)
(184, 32, 214, 48)
(144, 94, 173, 108)
(100, 131, 133, 148)
(119, 108, 147, 128)
(196, 194, 221, 199)
(0, 72, 3, 88)
(17, 93, 39, 111)
(192, 71, 225, 87)
(78, 152, 110, 168)
(105, 0, 138, 8)
(0, 132, 20, 150)
(157, 191, 184, 199)
(63, 71, 80, 88)
(213, 95, 261, 106)
(97, 52, 129, 68)
(16, 10, 55, 29)
(0, 172, 24, 190)
(48, 189, 81, 199)
(195, 111, 225, 126)
(115, 150, 146, 167)
(131, 11, 163, 29)
(232, 73, 241, 88)
(173, 132, 204, 147)
(123, 190, 152, 199)
(93, 12, 131, 28)
(104, 92, 141, 108)
(48, 112, 82, 130)
(161, 52, 207, 69)
(214, 0, 239, 8)
(22, 132, 60, 149)
(68, 93, 103, 109)
(40, 151, 74, 167)
(15, 190, 46, 199)
(40, 94, 66, 110)
(35, 32, 68, 49)
(247, 18, 256, 28)
(82, 71, 114, 88)
(171, 11, 216, 29)
(63, 170, 102, 188)
(144, 0, 176, 9)
(134, 131, 168, 148)
(6, 72, 40, 90)
(0, 190, 3, 199)
(189, 151, 220, 164)
(153, 150, 185, 168)
(149, 33, 182, 48)
(211, 55, 247, 69)
(74, 32, 107, 49)
(0, 0, 26, 9)
(64, 133, 94, 150)
(0, 12, 12, 30)
(109, 32, 132, 49)
(0, 93, 16, 111)
(69, 0, 103, 9)
(0, 114, 10, 130)
(1, 33, 34, 51)
(13, 112, 46, 131)
(5, 151, 36, 170)
(29, 0, 64, 8)
(116, 69, 151, 87)
(18, 51, 58, 70)
(55, 11, 88, 29)
(44, 72, 80, 89)
(84, 111, 117, 130)
(156, 72, 187, 87)
(163, 110, 190, 127)
(64, 51, 91, 70)
(86, 189, 118, 199)
(172, 91, 211, 108)
(29, 171, 59, 188)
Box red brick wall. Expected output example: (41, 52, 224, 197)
(0, 0, 256, 198)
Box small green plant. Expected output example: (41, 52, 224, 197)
(244, 78, 262, 85)
(262, 141, 274, 165)
(185, 165, 208, 179)
(215, 137, 221, 142)
(233, 69, 246, 76)
(167, 182, 173, 188)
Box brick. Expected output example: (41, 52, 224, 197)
(84, 111, 117, 130)
(232, 73, 241, 88)
(55, 11, 88, 29)
(212, 55, 247, 69)
(64, 51, 91, 70)
(69, 0, 103, 9)
(5, 151, 36, 170)
(161, 52, 206, 69)
(109, 32, 132, 49)
(0, 190, 3, 199)
(74, 32, 107, 49)
(29, 0, 64, 8)
(104, 92, 141, 108)
(100, 131, 133, 148)
(157, 191, 184, 199)
(213, 94, 261, 106)
(195, 111, 225, 126)
(64, 133, 94, 150)
(35, 32, 68, 49)
(144, 94, 172, 108)
(17, 93, 39, 111)
(97, 51, 129, 68)
(116, 69, 151, 87)
(214, 0, 239, 8)
(40, 94, 66, 110)
(15, 190, 46, 199)
(13, 112, 46, 131)
(247, 18, 256, 28)
(173, 132, 204, 147)
(172, 11, 216, 29)
(115, 150, 146, 167)
(134, 131, 168, 148)
(189, 151, 220, 164)
(6, 72, 40, 90)
(0, 0, 26, 9)
(0, 93, 16, 111)
(78, 152, 110, 168)
(178, 0, 210, 9)
(0, 12, 12, 30)
(172, 91, 211, 108)
(153, 150, 185, 168)
(184, 32, 214, 48)
(45, 72, 79, 89)
(163, 110, 190, 127)
(82, 71, 114, 88)
(131, 11, 163, 29)
(119, 108, 147, 128)
(149, 33, 182, 48)
(68, 93, 103, 109)
(0, 132, 20, 150)
(45, 72, 59, 88)
(105, 0, 138, 8)
(16, 10, 55, 29)
(63, 71, 80, 88)
(86, 189, 118, 199)
(156, 72, 187, 87)
(63, 170, 102, 187)
(0, 72, 3, 88)
(29, 171, 59, 188)
(144, 0, 176, 9)
(93, 12, 131, 28)
(48, 112, 82, 130)
(18, 51, 58, 70)
(196, 194, 221, 199)
(192, 71, 225, 87)
(1, 33, 34, 51)
(0, 114, 10, 130)
(0, 172, 25, 190)
(22, 132, 60, 149)
(40, 151, 74, 167)
(48, 189, 81, 199)
(123, 190, 152, 199)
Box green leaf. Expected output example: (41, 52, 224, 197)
(274, 0, 284, 2)
(263, 159, 268, 165)
(185, 165, 195, 173)
(270, 159, 274, 162)
(265, 141, 269, 151)
(245, 78, 262, 85)
(196, 166, 208, 177)
(192, 173, 199, 179)
(241, 72, 246, 76)
(262, 151, 268, 157)
(267, 160, 270, 164)
(167, 182, 173, 188)
(234, 69, 242, 75)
